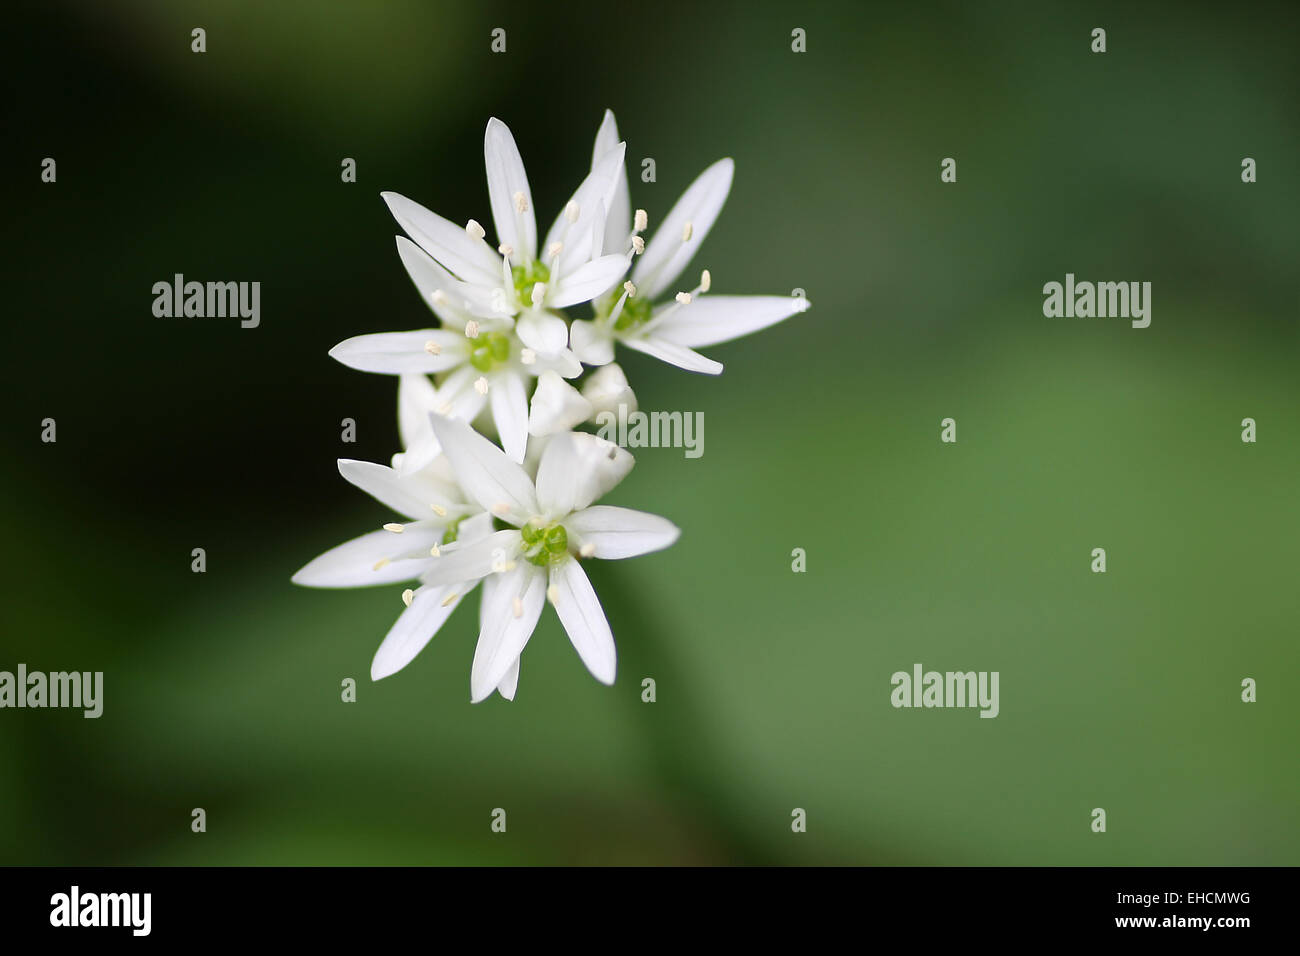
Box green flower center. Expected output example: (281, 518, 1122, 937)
(441, 515, 464, 545)
(520, 521, 569, 566)
(611, 294, 653, 332)
(512, 260, 551, 306)
(468, 331, 511, 372)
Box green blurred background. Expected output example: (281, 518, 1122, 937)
(2, 0, 1296, 865)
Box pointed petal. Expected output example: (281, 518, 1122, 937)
(291, 528, 439, 588)
(548, 559, 616, 685)
(496, 657, 520, 700)
(471, 563, 546, 702)
(382, 192, 502, 287)
(535, 431, 633, 518)
(398, 374, 439, 453)
(528, 370, 594, 437)
(370, 583, 466, 680)
(484, 118, 537, 260)
(546, 141, 627, 274)
(489, 370, 530, 464)
(337, 459, 462, 522)
(622, 334, 723, 375)
(550, 254, 631, 309)
(428, 414, 538, 520)
(651, 294, 809, 348)
(591, 110, 631, 254)
(329, 330, 465, 375)
(633, 158, 733, 299)
(565, 505, 680, 559)
(396, 236, 503, 320)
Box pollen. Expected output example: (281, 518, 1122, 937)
(424, 339, 442, 355)
(441, 592, 459, 607)
(634, 209, 647, 233)
(565, 201, 580, 223)
(498, 243, 514, 258)
(512, 596, 523, 618)
(700, 269, 711, 292)
(513, 190, 529, 213)
(373, 557, 391, 571)
(547, 585, 560, 604)
(548, 241, 563, 259)
(464, 320, 480, 339)
(430, 503, 447, 516)
(623, 280, 637, 297)
(466, 219, 486, 241)
(520, 348, 536, 365)
(631, 235, 645, 254)
(401, 588, 415, 607)
(474, 376, 490, 395)
(682, 221, 693, 242)
(429, 544, 440, 557)
(675, 292, 692, 305)
(579, 542, 596, 558)
(383, 523, 404, 534)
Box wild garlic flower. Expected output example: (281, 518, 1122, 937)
(570, 110, 811, 374)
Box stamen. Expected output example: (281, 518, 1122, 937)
(631, 235, 645, 255)
(634, 209, 648, 233)
(513, 191, 529, 213)
(474, 376, 490, 395)
(530, 282, 547, 307)
(512, 596, 523, 618)
(373, 557, 391, 571)
(675, 292, 692, 305)
(432, 289, 449, 306)
(441, 592, 459, 607)
(437, 402, 454, 415)
(579, 542, 596, 558)
(520, 348, 536, 365)
(465, 219, 486, 241)
(546, 585, 560, 604)
(429, 544, 440, 557)
(498, 243, 514, 258)
(700, 269, 711, 293)
(623, 280, 637, 297)
(491, 502, 511, 516)
(682, 221, 693, 242)
(383, 523, 404, 534)
(548, 241, 563, 259)
(401, 588, 415, 607)
(464, 320, 480, 339)
(565, 201, 580, 223)
(424, 339, 441, 355)
(430, 504, 447, 517)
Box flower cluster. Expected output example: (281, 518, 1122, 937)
(294, 111, 809, 702)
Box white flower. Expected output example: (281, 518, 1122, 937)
(421, 414, 680, 702)
(292, 457, 528, 697)
(328, 116, 635, 462)
(570, 110, 811, 375)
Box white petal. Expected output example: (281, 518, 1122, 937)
(548, 559, 616, 685)
(471, 563, 546, 702)
(535, 431, 633, 518)
(489, 370, 530, 464)
(569, 319, 616, 367)
(420, 529, 522, 588)
(633, 158, 733, 299)
(590, 110, 631, 255)
(514, 309, 570, 354)
(581, 362, 637, 417)
(428, 414, 539, 520)
(484, 118, 537, 260)
(396, 237, 503, 320)
(382, 192, 502, 287)
(329, 330, 464, 375)
(546, 141, 627, 275)
(291, 528, 439, 588)
(397, 373, 438, 453)
(550, 254, 631, 309)
(528, 370, 594, 437)
(370, 584, 467, 680)
(496, 657, 520, 700)
(528, 347, 583, 379)
(622, 334, 723, 375)
(430, 365, 490, 423)
(337, 459, 461, 522)
(565, 506, 680, 560)
(651, 294, 808, 348)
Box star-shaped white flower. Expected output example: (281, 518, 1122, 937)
(570, 110, 811, 375)
(291, 456, 532, 696)
(329, 116, 635, 461)
(420, 414, 680, 702)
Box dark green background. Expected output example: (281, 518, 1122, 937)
(2, 0, 1296, 864)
